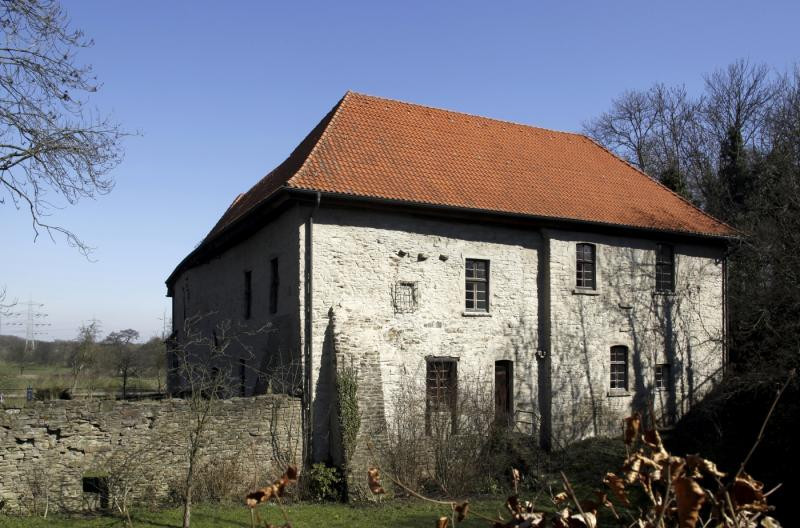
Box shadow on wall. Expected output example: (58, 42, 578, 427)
(549, 246, 723, 446)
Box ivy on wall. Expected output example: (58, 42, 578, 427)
(336, 364, 361, 465)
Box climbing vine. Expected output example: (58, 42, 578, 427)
(337, 364, 361, 464)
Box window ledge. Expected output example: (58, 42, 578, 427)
(462, 311, 491, 317)
(652, 291, 676, 298)
(572, 288, 600, 296)
(607, 389, 631, 398)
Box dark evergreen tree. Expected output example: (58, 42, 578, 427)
(717, 125, 750, 217)
(658, 160, 690, 199)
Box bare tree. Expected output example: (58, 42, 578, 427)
(1, 0, 126, 255)
(69, 320, 99, 393)
(703, 60, 777, 146)
(170, 315, 267, 528)
(583, 89, 660, 174)
(103, 328, 140, 398)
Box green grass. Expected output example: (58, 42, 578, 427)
(0, 360, 160, 402)
(0, 499, 511, 527)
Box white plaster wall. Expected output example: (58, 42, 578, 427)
(309, 207, 541, 460)
(546, 229, 724, 446)
(170, 206, 304, 395)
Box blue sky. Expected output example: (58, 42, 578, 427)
(1, 0, 798, 341)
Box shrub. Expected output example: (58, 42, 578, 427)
(303, 463, 342, 502)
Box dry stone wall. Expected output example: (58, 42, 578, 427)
(0, 395, 301, 512)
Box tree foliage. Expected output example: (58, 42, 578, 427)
(586, 60, 800, 517)
(1, 0, 125, 254)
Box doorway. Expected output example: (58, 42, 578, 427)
(495, 360, 513, 424)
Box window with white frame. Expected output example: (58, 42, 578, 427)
(610, 345, 628, 390)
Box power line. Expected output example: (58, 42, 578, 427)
(21, 299, 50, 358)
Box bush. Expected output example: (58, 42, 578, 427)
(384, 368, 507, 496)
(303, 463, 342, 502)
(190, 454, 253, 503)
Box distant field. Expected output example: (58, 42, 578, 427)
(0, 360, 161, 404)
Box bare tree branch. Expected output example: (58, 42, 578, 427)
(1, 0, 127, 256)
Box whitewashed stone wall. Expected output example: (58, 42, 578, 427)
(307, 210, 725, 461)
(308, 208, 542, 461)
(546, 229, 724, 446)
(170, 201, 725, 468)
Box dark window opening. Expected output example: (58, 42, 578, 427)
(244, 270, 252, 319)
(656, 244, 675, 292)
(495, 360, 513, 425)
(239, 358, 247, 397)
(465, 259, 489, 312)
(83, 475, 109, 509)
(270, 258, 279, 314)
(426, 358, 458, 434)
(576, 243, 596, 289)
(610, 346, 628, 390)
(655, 363, 671, 390)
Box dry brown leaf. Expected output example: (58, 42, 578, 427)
(511, 467, 521, 484)
(437, 516, 449, 528)
(553, 491, 569, 504)
(284, 465, 299, 481)
(455, 501, 469, 522)
(506, 495, 522, 514)
(674, 476, 706, 528)
(622, 452, 643, 483)
(568, 512, 597, 528)
(642, 428, 662, 449)
(603, 472, 631, 506)
(732, 474, 769, 512)
(367, 467, 386, 495)
(685, 455, 725, 479)
(624, 413, 641, 446)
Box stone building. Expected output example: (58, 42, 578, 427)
(166, 92, 733, 466)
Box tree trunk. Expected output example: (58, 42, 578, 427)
(182, 450, 196, 528)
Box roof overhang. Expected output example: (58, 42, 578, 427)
(166, 186, 735, 296)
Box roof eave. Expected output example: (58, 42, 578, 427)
(165, 188, 293, 294)
(286, 187, 737, 243)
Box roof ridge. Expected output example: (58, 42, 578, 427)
(346, 91, 587, 139)
(577, 134, 737, 235)
(286, 91, 354, 187)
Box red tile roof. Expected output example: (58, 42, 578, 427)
(207, 91, 734, 241)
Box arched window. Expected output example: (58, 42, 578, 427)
(610, 346, 628, 390)
(576, 243, 596, 289)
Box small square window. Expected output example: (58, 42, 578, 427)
(393, 281, 418, 313)
(655, 364, 671, 390)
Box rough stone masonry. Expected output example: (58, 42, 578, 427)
(0, 395, 301, 512)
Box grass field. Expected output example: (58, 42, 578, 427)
(0, 499, 515, 527)
(0, 360, 161, 405)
